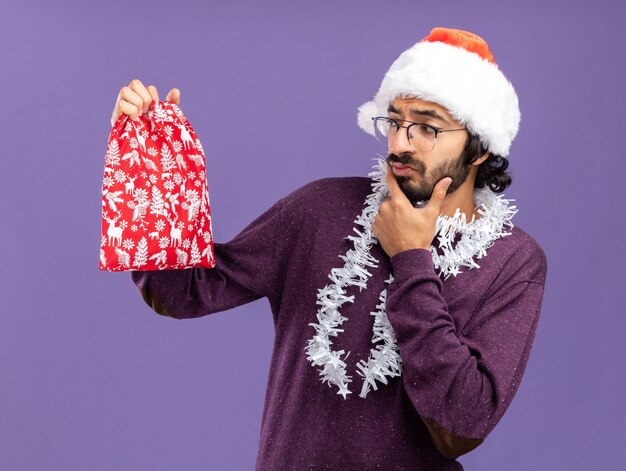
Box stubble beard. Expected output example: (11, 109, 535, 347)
(386, 150, 471, 206)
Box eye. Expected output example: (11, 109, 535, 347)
(387, 119, 401, 131)
(417, 124, 437, 135)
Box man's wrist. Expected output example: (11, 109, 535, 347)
(390, 248, 435, 280)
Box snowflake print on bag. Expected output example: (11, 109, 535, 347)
(100, 100, 216, 271)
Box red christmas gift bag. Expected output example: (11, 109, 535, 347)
(99, 100, 216, 271)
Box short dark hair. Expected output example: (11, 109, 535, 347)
(461, 133, 512, 192)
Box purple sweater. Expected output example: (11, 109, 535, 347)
(131, 176, 547, 470)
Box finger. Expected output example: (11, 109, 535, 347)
(119, 100, 142, 122)
(166, 88, 180, 105)
(111, 99, 141, 126)
(424, 177, 452, 213)
(128, 79, 152, 114)
(146, 85, 160, 103)
(119, 86, 143, 120)
(385, 162, 410, 203)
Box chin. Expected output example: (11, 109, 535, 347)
(404, 181, 436, 204)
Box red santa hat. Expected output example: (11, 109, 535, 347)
(357, 27, 520, 157)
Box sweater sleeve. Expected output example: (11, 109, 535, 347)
(385, 245, 547, 459)
(130, 194, 286, 319)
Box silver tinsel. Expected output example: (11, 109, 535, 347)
(305, 155, 517, 399)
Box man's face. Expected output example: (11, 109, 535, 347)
(384, 97, 472, 206)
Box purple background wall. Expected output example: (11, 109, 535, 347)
(2, 1, 624, 469)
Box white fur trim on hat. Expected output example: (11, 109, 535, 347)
(357, 40, 520, 157)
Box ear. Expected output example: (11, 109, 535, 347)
(471, 151, 490, 167)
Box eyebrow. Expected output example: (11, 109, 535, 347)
(387, 104, 451, 125)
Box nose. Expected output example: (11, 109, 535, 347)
(388, 124, 414, 155)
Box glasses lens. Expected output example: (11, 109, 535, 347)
(374, 118, 392, 147)
(409, 124, 436, 152)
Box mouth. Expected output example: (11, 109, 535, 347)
(390, 161, 416, 170)
(390, 162, 417, 176)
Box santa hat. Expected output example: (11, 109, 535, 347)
(356, 27, 520, 157)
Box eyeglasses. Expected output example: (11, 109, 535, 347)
(372, 116, 467, 152)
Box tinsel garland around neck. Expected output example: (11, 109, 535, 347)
(305, 155, 518, 399)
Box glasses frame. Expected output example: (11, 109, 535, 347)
(372, 116, 467, 152)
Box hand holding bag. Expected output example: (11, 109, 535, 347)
(99, 100, 216, 271)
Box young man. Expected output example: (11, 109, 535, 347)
(123, 27, 547, 470)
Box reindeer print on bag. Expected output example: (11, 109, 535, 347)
(100, 100, 215, 272)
